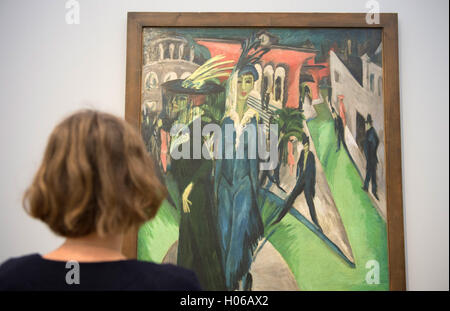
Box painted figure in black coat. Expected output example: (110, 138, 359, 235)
(331, 107, 346, 152)
(362, 114, 380, 200)
(273, 136, 321, 231)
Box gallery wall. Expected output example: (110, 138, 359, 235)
(0, 0, 448, 290)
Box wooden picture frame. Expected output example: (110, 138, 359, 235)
(123, 12, 405, 291)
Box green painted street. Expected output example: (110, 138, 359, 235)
(138, 101, 389, 290)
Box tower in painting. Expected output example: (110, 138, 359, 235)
(141, 31, 209, 115)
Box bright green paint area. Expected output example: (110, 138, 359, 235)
(301, 102, 389, 290)
(137, 201, 180, 263)
(138, 101, 389, 290)
(260, 199, 360, 290)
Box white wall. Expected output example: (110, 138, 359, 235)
(330, 50, 387, 219)
(0, 0, 448, 291)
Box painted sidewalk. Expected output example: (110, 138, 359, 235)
(306, 102, 389, 290)
(265, 121, 355, 264)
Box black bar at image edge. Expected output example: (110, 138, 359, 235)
(0, 291, 448, 309)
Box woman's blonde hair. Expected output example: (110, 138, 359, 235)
(23, 109, 166, 237)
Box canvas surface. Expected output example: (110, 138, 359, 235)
(137, 27, 388, 291)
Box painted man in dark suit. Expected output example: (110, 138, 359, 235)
(331, 107, 346, 152)
(362, 114, 380, 200)
(273, 136, 321, 231)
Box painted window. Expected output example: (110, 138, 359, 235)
(274, 77, 282, 101)
(274, 66, 286, 103)
(370, 74, 375, 92)
(145, 72, 159, 90)
(378, 77, 382, 96)
(163, 72, 177, 82)
(180, 72, 192, 79)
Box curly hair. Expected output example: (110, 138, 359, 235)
(23, 110, 166, 237)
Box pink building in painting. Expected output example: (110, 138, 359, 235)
(196, 38, 321, 110)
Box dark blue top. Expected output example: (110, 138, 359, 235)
(0, 253, 202, 291)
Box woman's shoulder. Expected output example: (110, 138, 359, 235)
(0, 253, 43, 290)
(126, 261, 202, 290)
(0, 254, 202, 291)
(0, 253, 41, 273)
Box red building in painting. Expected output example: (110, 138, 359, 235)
(196, 38, 327, 110)
(302, 58, 330, 104)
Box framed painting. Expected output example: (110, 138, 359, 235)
(123, 12, 405, 291)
